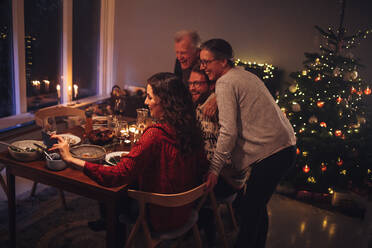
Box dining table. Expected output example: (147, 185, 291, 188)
(1, 125, 131, 248)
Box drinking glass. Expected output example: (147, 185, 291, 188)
(41, 117, 58, 148)
(116, 120, 129, 144)
(136, 108, 148, 134)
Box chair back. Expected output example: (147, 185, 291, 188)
(125, 183, 207, 248)
(127, 182, 207, 208)
(34, 106, 86, 130)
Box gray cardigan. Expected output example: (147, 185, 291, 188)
(210, 67, 296, 188)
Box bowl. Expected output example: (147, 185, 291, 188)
(70, 144, 106, 162)
(45, 153, 67, 171)
(8, 140, 43, 162)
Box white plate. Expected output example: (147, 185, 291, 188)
(60, 133, 81, 146)
(105, 151, 129, 166)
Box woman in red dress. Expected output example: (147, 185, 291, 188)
(51, 72, 208, 232)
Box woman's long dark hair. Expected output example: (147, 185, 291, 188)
(147, 72, 204, 154)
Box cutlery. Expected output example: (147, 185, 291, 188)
(0, 141, 26, 152)
(33, 143, 53, 160)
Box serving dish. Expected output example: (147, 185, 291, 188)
(8, 140, 43, 162)
(70, 144, 106, 162)
(88, 128, 114, 145)
(105, 151, 129, 166)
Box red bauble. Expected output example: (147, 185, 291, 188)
(351, 87, 357, 94)
(321, 163, 327, 172)
(364, 87, 371, 95)
(336, 97, 342, 103)
(317, 101, 325, 108)
(335, 130, 342, 136)
(336, 158, 343, 166)
(320, 122, 327, 127)
(303, 165, 310, 173)
(296, 148, 300, 155)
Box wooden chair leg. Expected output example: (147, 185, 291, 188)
(210, 192, 229, 248)
(227, 202, 239, 231)
(192, 224, 202, 248)
(30, 182, 38, 197)
(0, 174, 8, 196)
(58, 189, 68, 210)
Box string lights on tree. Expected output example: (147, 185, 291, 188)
(277, 0, 372, 194)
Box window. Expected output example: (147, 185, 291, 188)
(24, 0, 62, 112)
(73, 0, 100, 100)
(0, 0, 114, 131)
(0, 0, 14, 118)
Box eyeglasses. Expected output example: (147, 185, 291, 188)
(200, 59, 217, 66)
(188, 81, 207, 87)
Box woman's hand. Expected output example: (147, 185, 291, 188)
(49, 134, 85, 168)
(49, 134, 73, 162)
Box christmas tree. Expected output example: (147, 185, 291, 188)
(277, 0, 372, 194)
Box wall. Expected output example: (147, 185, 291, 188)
(113, 0, 372, 88)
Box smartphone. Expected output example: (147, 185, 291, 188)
(42, 130, 58, 149)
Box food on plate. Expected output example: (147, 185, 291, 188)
(88, 127, 114, 145)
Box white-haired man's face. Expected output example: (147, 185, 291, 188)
(174, 36, 199, 70)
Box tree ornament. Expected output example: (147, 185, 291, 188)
(289, 84, 298, 93)
(317, 101, 325, 108)
(333, 67, 341, 77)
(357, 116, 366, 124)
(302, 70, 307, 76)
(321, 162, 327, 172)
(320, 122, 327, 127)
(291, 102, 301, 112)
(315, 58, 320, 65)
(351, 70, 358, 80)
(336, 157, 343, 166)
(364, 87, 371, 95)
(336, 96, 342, 103)
(357, 88, 363, 96)
(296, 148, 300, 155)
(308, 115, 318, 124)
(334, 130, 342, 136)
(303, 165, 310, 173)
(350, 87, 357, 94)
(314, 74, 322, 82)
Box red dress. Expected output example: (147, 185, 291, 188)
(84, 123, 207, 232)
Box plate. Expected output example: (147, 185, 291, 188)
(60, 133, 81, 146)
(70, 144, 106, 162)
(105, 151, 129, 166)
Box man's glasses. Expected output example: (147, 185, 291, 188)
(188, 81, 207, 87)
(200, 59, 217, 66)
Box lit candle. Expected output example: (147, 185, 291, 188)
(56, 84, 61, 99)
(32, 80, 41, 92)
(43, 80, 50, 93)
(73, 84, 78, 99)
(68, 85, 72, 102)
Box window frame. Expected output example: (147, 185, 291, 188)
(0, 0, 115, 130)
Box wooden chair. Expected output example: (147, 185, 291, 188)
(32, 106, 86, 209)
(124, 183, 207, 248)
(0, 164, 7, 197)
